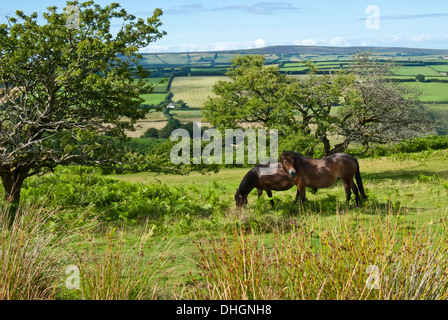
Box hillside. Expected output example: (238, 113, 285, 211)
(139, 45, 448, 70)
(190, 45, 448, 56)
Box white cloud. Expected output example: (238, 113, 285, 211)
(294, 38, 323, 46)
(328, 37, 350, 47)
(254, 38, 266, 48)
(293, 37, 350, 47)
(408, 34, 433, 43)
(142, 39, 271, 53)
(141, 33, 448, 53)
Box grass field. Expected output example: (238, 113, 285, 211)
(144, 77, 171, 93)
(170, 76, 228, 108)
(170, 107, 204, 122)
(5, 47, 448, 301)
(405, 82, 448, 102)
(431, 65, 448, 73)
(427, 104, 448, 134)
(392, 66, 441, 77)
(112, 151, 448, 211)
(5, 140, 448, 300)
(140, 93, 167, 105)
(107, 150, 448, 299)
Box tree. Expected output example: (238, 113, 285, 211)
(0, 1, 166, 212)
(335, 53, 434, 153)
(203, 54, 434, 157)
(141, 127, 159, 139)
(175, 100, 189, 109)
(415, 74, 426, 82)
(203, 55, 353, 156)
(158, 118, 181, 139)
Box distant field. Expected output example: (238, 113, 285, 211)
(145, 77, 171, 93)
(427, 104, 448, 134)
(280, 66, 309, 72)
(156, 53, 189, 65)
(141, 93, 167, 105)
(191, 67, 228, 74)
(282, 62, 306, 67)
(392, 66, 441, 77)
(431, 65, 448, 73)
(405, 82, 448, 102)
(124, 118, 168, 138)
(170, 76, 228, 108)
(170, 108, 204, 123)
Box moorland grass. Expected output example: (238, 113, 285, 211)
(1, 149, 448, 300)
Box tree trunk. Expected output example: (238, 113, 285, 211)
(328, 139, 351, 155)
(322, 135, 331, 157)
(1, 166, 30, 225)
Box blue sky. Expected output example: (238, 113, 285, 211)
(1, 0, 447, 52)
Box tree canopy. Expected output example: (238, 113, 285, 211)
(203, 54, 434, 157)
(0, 1, 168, 210)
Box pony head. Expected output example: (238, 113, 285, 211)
(280, 150, 296, 178)
(234, 188, 248, 207)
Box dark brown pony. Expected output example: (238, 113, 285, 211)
(280, 151, 368, 206)
(235, 163, 294, 207)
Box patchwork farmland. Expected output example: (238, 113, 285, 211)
(136, 46, 448, 134)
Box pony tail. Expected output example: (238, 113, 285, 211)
(354, 158, 368, 199)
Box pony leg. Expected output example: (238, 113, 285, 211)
(257, 189, 263, 198)
(266, 190, 274, 207)
(350, 180, 361, 206)
(294, 184, 306, 204)
(343, 182, 352, 205)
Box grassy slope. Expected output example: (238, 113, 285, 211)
(406, 82, 448, 102)
(109, 150, 448, 298)
(113, 151, 448, 212)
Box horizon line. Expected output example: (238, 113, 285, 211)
(139, 44, 448, 55)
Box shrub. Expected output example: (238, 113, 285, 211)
(19, 169, 231, 232)
(141, 127, 159, 139)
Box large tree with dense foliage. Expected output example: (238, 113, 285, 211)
(0, 1, 166, 210)
(203, 54, 434, 156)
(335, 53, 434, 153)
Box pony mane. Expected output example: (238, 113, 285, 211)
(283, 150, 304, 159)
(237, 163, 270, 196)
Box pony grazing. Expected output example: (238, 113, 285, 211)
(235, 163, 294, 207)
(280, 150, 368, 206)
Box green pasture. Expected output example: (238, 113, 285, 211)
(4, 146, 448, 300)
(141, 93, 168, 105)
(406, 82, 448, 102)
(155, 53, 189, 65)
(144, 77, 170, 93)
(213, 54, 235, 64)
(281, 62, 306, 68)
(392, 66, 441, 77)
(190, 67, 229, 74)
(431, 65, 448, 73)
(427, 104, 448, 133)
(279, 66, 309, 72)
(112, 150, 448, 213)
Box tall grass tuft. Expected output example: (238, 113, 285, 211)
(73, 223, 174, 300)
(0, 203, 85, 300)
(190, 208, 448, 300)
